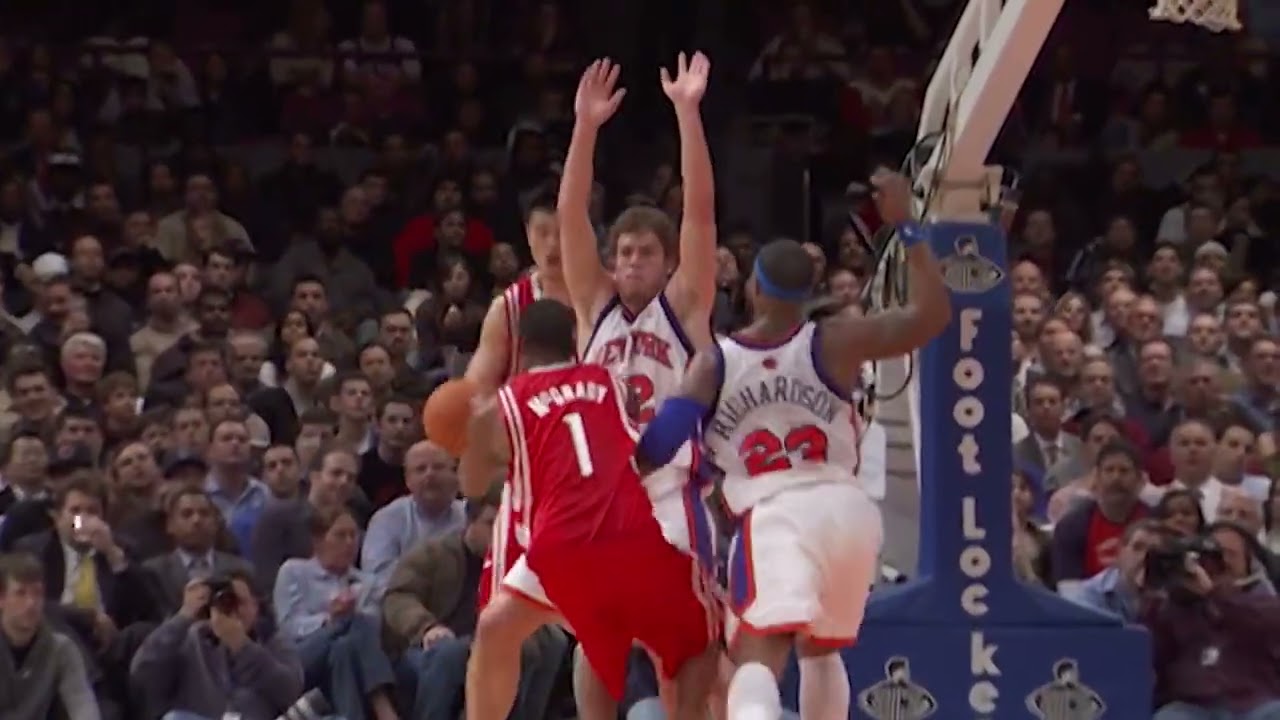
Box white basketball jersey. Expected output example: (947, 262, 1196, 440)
(582, 293, 696, 497)
(706, 321, 863, 515)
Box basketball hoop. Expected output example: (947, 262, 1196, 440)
(1149, 0, 1243, 33)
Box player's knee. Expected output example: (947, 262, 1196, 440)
(795, 639, 843, 659)
(474, 596, 529, 649)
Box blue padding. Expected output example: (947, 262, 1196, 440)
(636, 396, 706, 469)
(775, 221, 1151, 718)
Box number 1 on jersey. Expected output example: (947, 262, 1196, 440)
(563, 412, 595, 477)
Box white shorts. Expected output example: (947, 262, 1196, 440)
(502, 555, 553, 610)
(650, 482, 718, 570)
(725, 482, 882, 648)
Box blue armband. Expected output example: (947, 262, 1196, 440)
(636, 396, 707, 468)
(896, 220, 926, 248)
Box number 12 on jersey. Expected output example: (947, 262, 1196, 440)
(740, 424, 829, 476)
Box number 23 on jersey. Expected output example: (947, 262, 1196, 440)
(740, 424, 830, 476)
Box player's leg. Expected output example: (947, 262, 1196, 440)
(467, 563, 560, 720)
(572, 644, 619, 720)
(725, 630, 793, 720)
(723, 495, 821, 720)
(795, 483, 882, 720)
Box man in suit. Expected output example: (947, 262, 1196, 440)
(1015, 376, 1083, 493)
(15, 474, 159, 718)
(143, 484, 253, 616)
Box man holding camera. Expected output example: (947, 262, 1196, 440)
(1141, 531, 1280, 720)
(131, 568, 304, 720)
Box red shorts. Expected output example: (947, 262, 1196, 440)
(530, 532, 715, 700)
(478, 494, 525, 610)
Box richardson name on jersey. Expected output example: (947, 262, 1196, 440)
(709, 375, 837, 440)
(526, 381, 609, 417)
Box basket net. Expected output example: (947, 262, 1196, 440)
(1149, 0, 1243, 32)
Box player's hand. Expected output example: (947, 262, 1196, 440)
(660, 51, 711, 108)
(422, 624, 455, 648)
(870, 168, 915, 227)
(574, 59, 626, 128)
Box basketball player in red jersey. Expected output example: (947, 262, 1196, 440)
(637, 171, 951, 720)
(460, 300, 717, 720)
(559, 54, 721, 719)
(465, 188, 571, 609)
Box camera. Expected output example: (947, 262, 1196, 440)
(204, 577, 240, 616)
(1143, 533, 1224, 591)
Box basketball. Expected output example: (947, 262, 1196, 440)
(422, 378, 479, 457)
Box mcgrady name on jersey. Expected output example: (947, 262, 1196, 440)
(708, 375, 840, 441)
(525, 380, 611, 417)
(594, 330, 676, 369)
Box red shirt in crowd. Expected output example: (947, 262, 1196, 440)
(392, 214, 495, 288)
(1084, 502, 1148, 577)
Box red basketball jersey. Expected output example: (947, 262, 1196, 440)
(478, 272, 546, 609)
(496, 362, 656, 552)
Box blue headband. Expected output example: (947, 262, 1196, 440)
(754, 255, 812, 302)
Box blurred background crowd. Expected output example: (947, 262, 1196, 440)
(0, 0, 1278, 718)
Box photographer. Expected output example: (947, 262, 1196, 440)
(130, 568, 304, 720)
(1141, 531, 1280, 720)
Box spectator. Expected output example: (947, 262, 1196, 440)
(203, 418, 269, 552)
(155, 173, 250, 266)
(16, 475, 159, 717)
(1061, 519, 1163, 622)
(1143, 533, 1280, 719)
(1154, 488, 1208, 538)
(0, 552, 100, 720)
(383, 488, 567, 720)
(251, 444, 360, 589)
(274, 504, 397, 720)
(362, 440, 464, 589)
(356, 396, 417, 508)
(142, 485, 255, 616)
(131, 566, 303, 720)
(1051, 440, 1149, 588)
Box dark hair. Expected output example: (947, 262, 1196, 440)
(196, 286, 231, 308)
(291, 274, 326, 295)
(6, 361, 49, 394)
(298, 407, 338, 428)
(753, 238, 815, 299)
(166, 483, 212, 518)
(1094, 439, 1140, 469)
(53, 475, 108, 512)
(523, 187, 558, 223)
(1078, 411, 1122, 441)
(0, 429, 44, 468)
(519, 299, 577, 361)
(55, 407, 102, 434)
(377, 394, 416, 420)
(1205, 520, 1270, 576)
(0, 552, 44, 592)
(333, 370, 371, 394)
(1154, 489, 1206, 531)
(308, 442, 358, 476)
(308, 503, 356, 539)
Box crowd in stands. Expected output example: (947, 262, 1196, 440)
(0, 0, 1278, 719)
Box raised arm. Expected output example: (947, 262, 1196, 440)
(819, 170, 951, 384)
(464, 295, 513, 392)
(634, 347, 720, 474)
(459, 393, 511, 498)
(558, 60, 627, 324)
(662, 52, 717, 334)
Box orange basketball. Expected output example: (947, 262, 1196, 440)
(422, 378, 478, 457)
